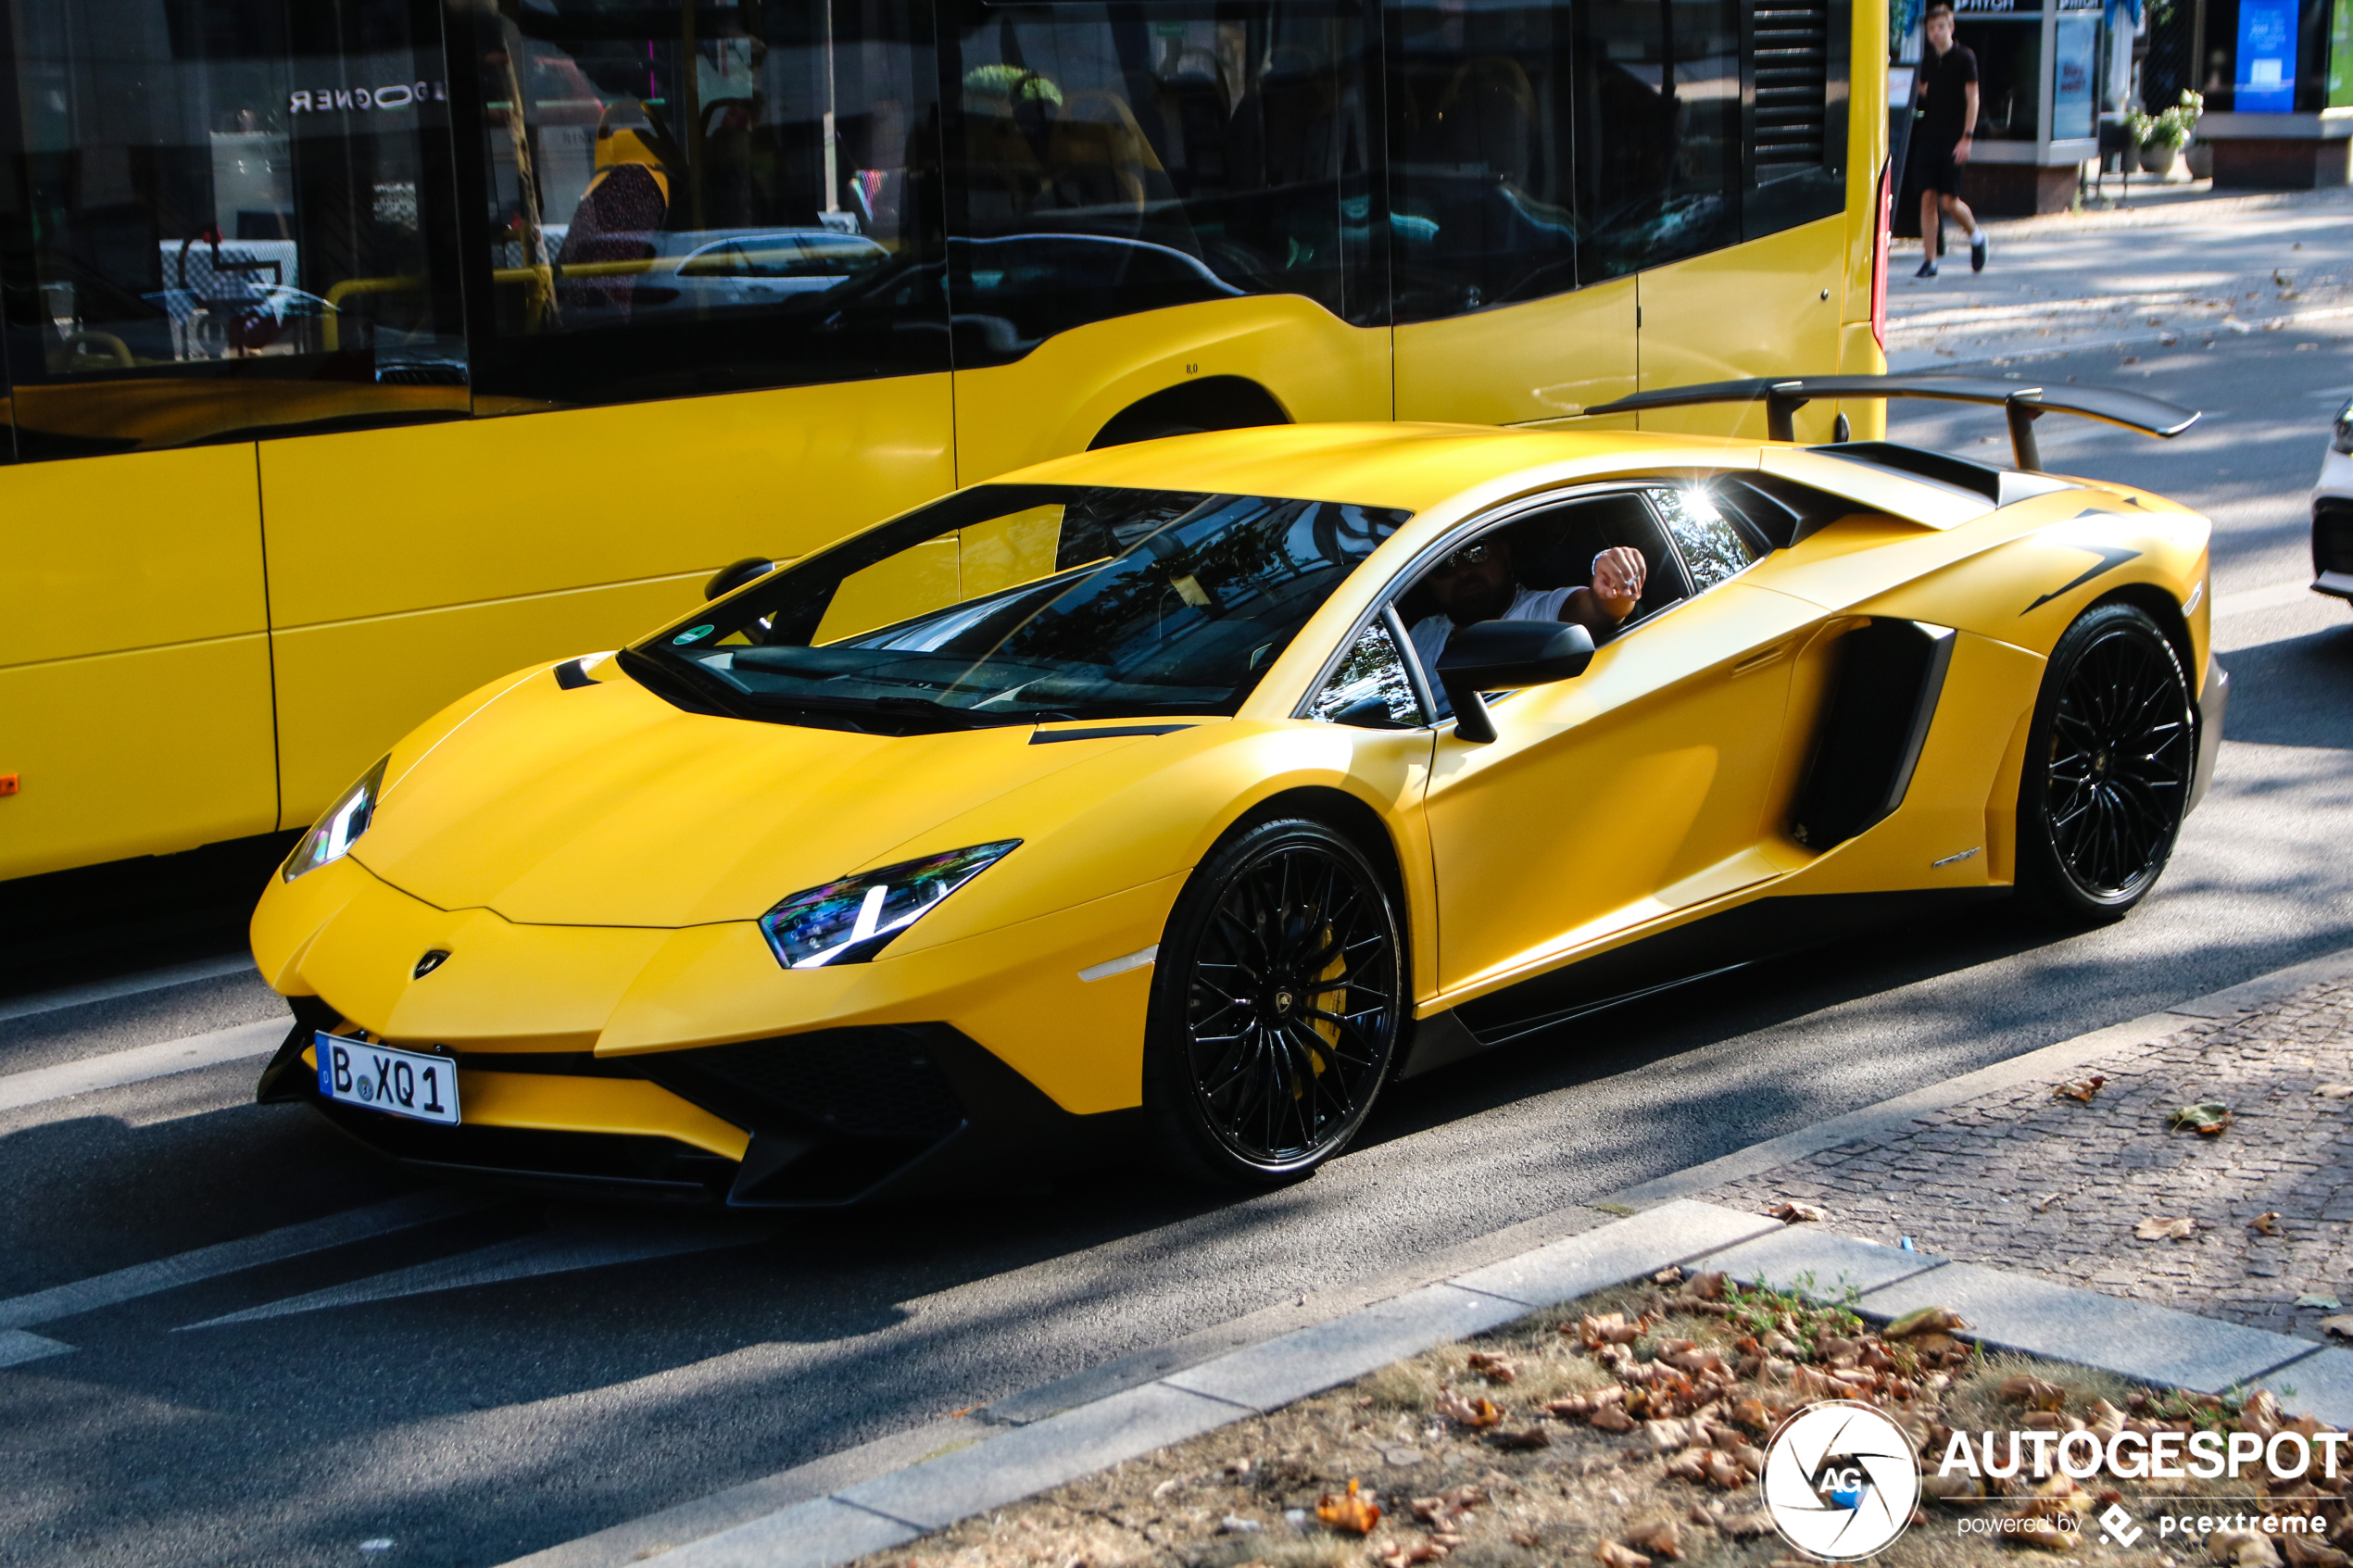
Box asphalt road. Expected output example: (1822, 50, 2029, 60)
(6, 208, 2353, 1568)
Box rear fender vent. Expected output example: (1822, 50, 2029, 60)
(1754, 0, 1831, 178)
(1791, 619, 1957, 850)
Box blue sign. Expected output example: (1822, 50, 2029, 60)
(2237, 0, 2296, 112)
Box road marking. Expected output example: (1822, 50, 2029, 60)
(0, 1330, 72, 1369)
(177, 1211, 772, 1329)
(0, 1019, 284, 1119)
(0, 954, 259, 1027)
(2214, 579, 2324, 619)
(0, 1191, 488, 1332)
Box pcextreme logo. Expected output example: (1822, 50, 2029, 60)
(1760, 1401, 1922, 1561)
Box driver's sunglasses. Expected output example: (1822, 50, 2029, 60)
(1432, 542, 1495, 575)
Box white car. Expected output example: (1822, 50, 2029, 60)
(2316, 397, 2353, 604)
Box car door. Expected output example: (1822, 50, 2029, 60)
(1414, 486, 1824, 1000)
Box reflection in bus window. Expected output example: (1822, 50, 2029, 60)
(1576, 0, 1742, 281)
(469, 0, 948, 406)
(938, 0, 1383, 364)
(0, 0, 471, 458)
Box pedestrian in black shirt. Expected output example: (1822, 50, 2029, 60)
(1911, 0, 1987, 277)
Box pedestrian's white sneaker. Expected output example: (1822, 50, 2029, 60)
(1970, 231, 1989, 272)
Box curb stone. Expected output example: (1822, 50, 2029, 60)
(499, 944, 2353, 1568)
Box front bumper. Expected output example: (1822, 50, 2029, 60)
(258, 1007, 1128, 1207)
(2188, 653, 2228, 816)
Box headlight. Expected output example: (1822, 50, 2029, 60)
(760, 840, 1021, 969)
(283, 758, 387, 882)
(2334, 398, 2353, 455)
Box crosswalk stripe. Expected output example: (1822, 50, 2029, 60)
(0, 1191, 490, 1332)
(0, 954, 260, 1027)
(0, 1019, 284, 1118)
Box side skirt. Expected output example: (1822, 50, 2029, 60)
(1399, 886, 2006, 1076)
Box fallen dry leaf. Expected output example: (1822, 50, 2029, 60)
(1624, 1520, 1684, 1560)
(1594, 1544, 1652, 1568)
(2168, 1101, 2234, 1136)
(2315, 1085, 2353, 1100)
(2212, 1527, 2284, 1567)
(2135, 1215, 2197, 1242)
(1717, 1512, 1775, 1538)
(2251, 1212, 2284, 1236)
(2000, 1374, 2068, 1411)
(1437, 1390, 1504, 1429)
(1591, 1404, 1637, 1434)
(1377, 1543, 1448, 1568)
(1768, 1200, 1827, 1223)
(2283, 1535, 2352, 1568)
(1922, 1473, 1986, 1501)
(1466, 1351, 1517, 1384)
(1651, 1266, 1684, 1286)
(2053, 1075, 2108, 1102)
(1315, 1476, 1381, 1536)
(1883, 1306, 1968, 1340)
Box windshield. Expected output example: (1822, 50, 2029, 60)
(630, 485, 1410, 733)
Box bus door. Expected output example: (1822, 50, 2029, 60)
(1388, 0, 1637, 427)
(937, 0, 1390, 483)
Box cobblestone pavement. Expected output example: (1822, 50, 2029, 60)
(1703, 975, 2353, 1346)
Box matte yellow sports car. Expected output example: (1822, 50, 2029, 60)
(251, 375, 2221, 1204)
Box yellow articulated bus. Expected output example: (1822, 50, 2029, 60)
(1, 0, 1886, 886)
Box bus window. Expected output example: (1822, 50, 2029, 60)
(467, 0, 949, 408)
(1386, 0, 1580, 320)
(1575, 0, 1742, 281)
(937, 0, 1383, 366)
(0, 0, 472, 458)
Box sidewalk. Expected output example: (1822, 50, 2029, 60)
(507, 949, 2353, 1568)
(1883, 179, 2353, 370)
(1700, 970, 2353, 1344)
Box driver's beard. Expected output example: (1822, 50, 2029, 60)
(1449, 578, 1517, 623)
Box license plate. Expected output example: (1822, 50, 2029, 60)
(315, 1033, 460, 1125)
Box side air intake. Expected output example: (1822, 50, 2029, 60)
(1792, 619, 1957, 850)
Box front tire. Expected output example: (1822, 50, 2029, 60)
(2015, 602, 2195, 924)
(1144, 816, 1405, 1186)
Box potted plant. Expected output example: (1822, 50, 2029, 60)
(2133, 91, 2204, 178)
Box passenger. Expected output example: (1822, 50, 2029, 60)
(1406, 540, 1647, 671)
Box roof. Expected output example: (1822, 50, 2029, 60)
(995, 421, 1766, 519)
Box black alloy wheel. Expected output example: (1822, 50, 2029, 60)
(1144, 816, 1404, 1185)
(2016, 602, 2195, 923)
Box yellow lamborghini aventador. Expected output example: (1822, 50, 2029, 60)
(250, 375, 2221, 1204)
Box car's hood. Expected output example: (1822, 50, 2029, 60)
(352, 665, 1151, 928)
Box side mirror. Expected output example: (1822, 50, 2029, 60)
(705, 556, 776, 601)
(1330, 696, 1406, 730)
(1434, 621, 1594, 744)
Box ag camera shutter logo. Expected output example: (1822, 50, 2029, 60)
(1761, 1400, 1922, 1561)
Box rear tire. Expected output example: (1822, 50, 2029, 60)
(2014, 602, 2194, 924)
(1143, 816, 1404, 1187)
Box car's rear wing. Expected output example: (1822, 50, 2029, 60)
(1582, 374, 2200, 472)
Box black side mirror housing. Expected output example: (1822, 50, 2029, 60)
(1434, 621, 1595, 744)
(1330, 696, 1406, 730)
(705, 556, 776, 601)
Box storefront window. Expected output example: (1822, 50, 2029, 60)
(1955, 19, 2040, 138)
(937, 0, 1382, 364)
(466, 0, 949, 408)
(0, 0, 470, 458)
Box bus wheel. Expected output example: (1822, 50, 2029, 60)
(1088, 377, 1290, 449)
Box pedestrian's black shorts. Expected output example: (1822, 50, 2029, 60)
(1914, 135, 1967, 197)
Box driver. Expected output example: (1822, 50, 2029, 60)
(1406, 539, 1648, 671)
